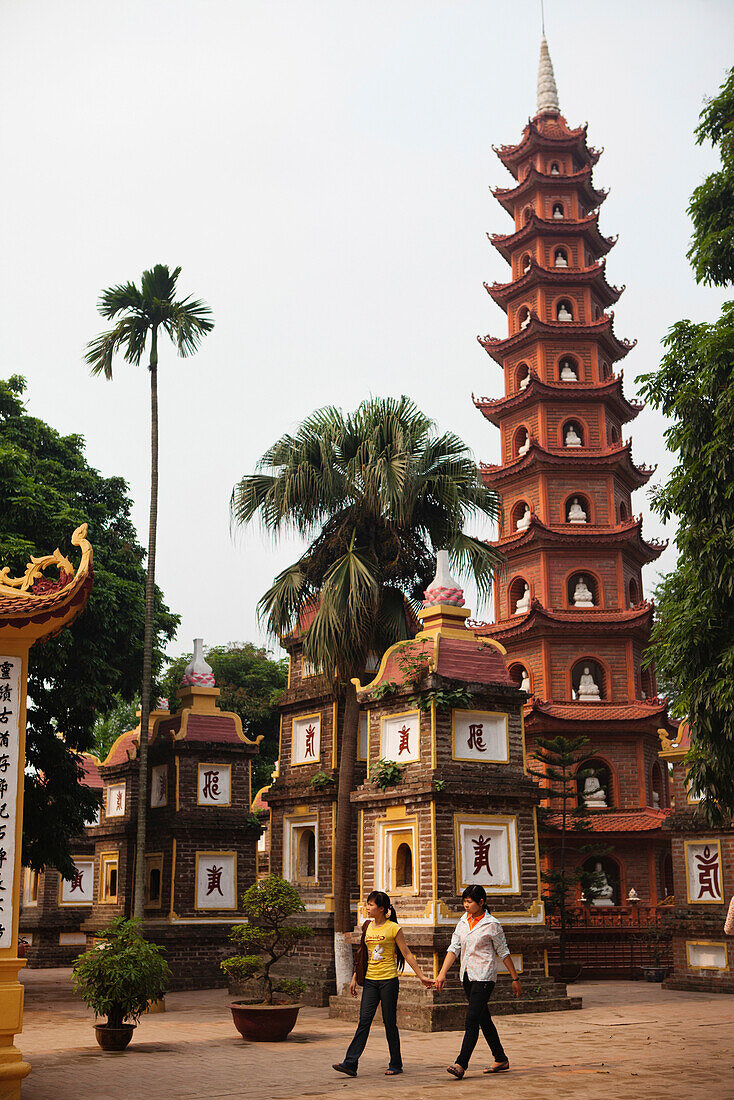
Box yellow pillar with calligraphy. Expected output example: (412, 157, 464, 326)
(0, 525, 93, 1098)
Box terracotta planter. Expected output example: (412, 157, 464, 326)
(229, 1000, 301, 1042)
(94, 1024, 135, 1051)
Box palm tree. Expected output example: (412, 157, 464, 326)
(231, 396, 502, 991)
(86, 264, 213, 919)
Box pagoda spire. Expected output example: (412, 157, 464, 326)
(536, 35, 560, 116)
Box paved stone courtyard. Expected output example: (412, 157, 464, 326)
(18, 969, 734, 1099)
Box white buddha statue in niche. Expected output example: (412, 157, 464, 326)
(514, 583, 531, 615)
(591, 863, 614, 906)
(583, 774, 607, 808)
(552, 204, 564, 220)
(520, 312, 530, 330)
(578, 665, 601, 700)
(516, 505, 531, 531)
(554, 250, 568, 268)
(560, 359, 577, 380)
(518, 434, 530, 456)
(520, 669, 531, 693)
(519, 372, 530, 389)
(568, 497, 587, 524)
(557, 302, 573, 321)
(573, 575, 594, 607)
(652, 790, 661, 808)
(564, 424, 582, 447)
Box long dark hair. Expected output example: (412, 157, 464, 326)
(367, 890, 405, 972)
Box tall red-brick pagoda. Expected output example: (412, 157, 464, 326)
(472, 37, 675, 909)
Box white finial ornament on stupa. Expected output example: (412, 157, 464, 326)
(423, 550, 465, 607)
(180, 637, 216, 687)
(536, 35, 560, 116)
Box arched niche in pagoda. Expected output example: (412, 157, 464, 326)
(549, 160, 561, 176)
(553, 245, 569, 268)
(555, 298, 574, 321)
(570, 657, 606, 700)
(650, 760, 668, 809)
(561, 418, 585, 448)
(508, 662, 530, 693)
(576, 756, 615, 808)
(558, 353, 578, 381)
(513, 425, 531, 458)
(521, 251, 532, 274)
(607, 421, 621, 445)
(600, 359, 612, 380)
(619, 498, 630, 522)
(551, 201, 564, 220)
(564, 492, 592, 524)
(582, 854, 623, 906)
(628, 577, 640, 606)
(566, 570, 600, 609)
(511, 498, 532, 531)
(517, 305, 531, 332)
(508, 575, 531, 617)
(661, 851, 674, 900)
(515, 361, 531, 390)
(521, 205, 533, 225)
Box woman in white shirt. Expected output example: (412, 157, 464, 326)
(435, 884, 521, 1079)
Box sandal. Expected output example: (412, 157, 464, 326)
(446, 1064, 465, 1079)
(333, 1063, 357, 1078)
(385, 1068, 403, 1075)
(484, 1060, 510, 1074)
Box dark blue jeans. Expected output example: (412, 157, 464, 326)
(343, 976, 402, 1072)
(456, 975, 506, 1069)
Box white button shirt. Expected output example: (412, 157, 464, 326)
(448, 911, 510, 982)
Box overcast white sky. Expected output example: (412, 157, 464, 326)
(1, 1, 731, 664)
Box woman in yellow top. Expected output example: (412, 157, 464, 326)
(333, 890, 432, 1077)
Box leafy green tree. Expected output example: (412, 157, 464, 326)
(638, 67, 734, 822)
(160, 642, 287, 792)
(0, 376, 177, 875)
(92, 695, 142, 762)
(231, 395, 502, 990)
(528, 736, 609, 970)
(86, 264, 213, 918)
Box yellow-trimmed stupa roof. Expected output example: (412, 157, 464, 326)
(0, 524, 93, 643)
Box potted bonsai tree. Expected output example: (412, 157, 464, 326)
(71, 916, 170, 1051)
(222, 875, 314, 1042)
(636, 924, 672, 982)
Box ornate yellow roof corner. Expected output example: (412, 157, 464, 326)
(658, 721, 689, 760)
(0, 524, 94, 644)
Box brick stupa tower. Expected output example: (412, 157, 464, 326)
(472, 37, 675, 912)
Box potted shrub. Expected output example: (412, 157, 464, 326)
(222, 875, 314, 1042)
(71, 916, 170, 1051)
(636, 925, 671, 982)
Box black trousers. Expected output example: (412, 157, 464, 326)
(456, 975, 507, 1069)
(343, 976, 402, 1072)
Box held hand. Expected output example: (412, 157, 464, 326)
(434, 976, 446, 993)
(512, 979, 522, 998)
(420, 977, 433, 988)
(349, 976, 358, 997)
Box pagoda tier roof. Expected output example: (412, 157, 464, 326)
(478, 311, 635, 366)
(480, 438, 656, 490)
(470, 600, 654, 642)
(489, 211, 615, 264)
(544, 807, 671, 834)
(527, 697, 669, 727)
(493, 114, 601, 179)
(481, 513, 665, 564)
(485, 257, 623, 311)
(0, 524, 93, 644)
(473, 372, 644, 427)
(492, 164, 607, 216)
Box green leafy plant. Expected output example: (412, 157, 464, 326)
(369, 682, 400, 700)
(395, 643, 432, 685)
(409, 688, 474, 712)
(310, 770, 336, 791)
(433, 778, 446, 792)
(71, 917, 170, 1029)
(369, 758, 405, 789)
(221, 876, 314, 1004)
(245, 809, 264, 833)
(633, 925, 672, 968)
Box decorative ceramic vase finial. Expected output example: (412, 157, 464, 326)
(423, 550, 465, 607)
(180, 638, 215, 687)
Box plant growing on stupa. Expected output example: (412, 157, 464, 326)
(638, 67, 734, 823)
(230, 396, 502, 992)
(221, 876, 313, 1004)
(72, 917, 170, 1029)
(86, 265, 213, 918)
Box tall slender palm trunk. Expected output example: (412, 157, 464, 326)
(333, 677, 360, 992)
(132, 327, 159, 920)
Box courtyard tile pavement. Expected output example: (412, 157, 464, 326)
(17, 970, 734, 1099)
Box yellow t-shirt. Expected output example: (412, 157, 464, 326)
(365, 919, 400, 980)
